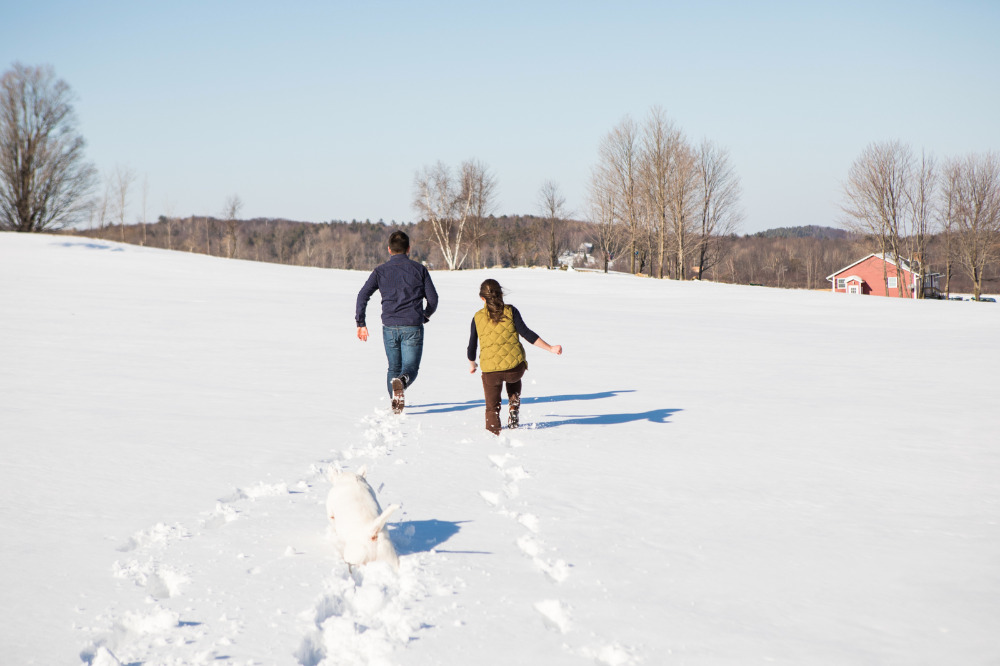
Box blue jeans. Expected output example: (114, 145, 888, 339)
(382, 325, 423, 397)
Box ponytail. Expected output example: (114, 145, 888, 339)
(479, 279, 506, 324)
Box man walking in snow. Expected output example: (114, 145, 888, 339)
(355, 230, 438, 414)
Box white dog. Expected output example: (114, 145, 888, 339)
(326, 465, 400, 571)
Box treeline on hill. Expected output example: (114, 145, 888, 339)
(72, 215, 595, 272)
(71, 217, 997, 295)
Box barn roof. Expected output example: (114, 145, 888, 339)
(825, 253, 915, 282)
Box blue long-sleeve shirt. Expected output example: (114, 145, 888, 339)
(355, 254, 438, 327)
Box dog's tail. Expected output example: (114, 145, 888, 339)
(369, 504, 400, 540)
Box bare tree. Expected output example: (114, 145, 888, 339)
(803, 239, 822, 289)
(538, 180, 568, 268)
(944, 152, 1000, 300)
(139, 174, 149, 245)
(89, 180, 111, 238)
(162, 198, 175, 250)
(904, 151, 937, 297)
(203, 215, 213, 256)
(274, 220, 287, 264)
(461, 161, 497, 269)
(222, 194, 243, 259)
(111, 165, 136, 243)
(586, 166, 624, 273)
(638, 107, 683, 278)
(667, 140, 700, 279)
(939, 163, 960, 297)
(841, 141, 913, 296)
(694, 139, 743, 279)
(598, 116, 643, 273)
(0, 63, 97, 232)
(412, 160, 474, 270)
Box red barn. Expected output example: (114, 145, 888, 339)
(826, 253, 941, 298)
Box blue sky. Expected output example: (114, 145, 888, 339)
(3, 0, 998, 232)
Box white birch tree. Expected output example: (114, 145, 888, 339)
(413, 161, 472, 270)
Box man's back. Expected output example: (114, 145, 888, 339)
(356, 253, 438, 327)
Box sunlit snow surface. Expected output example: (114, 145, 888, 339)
(2, 233, 999, 665)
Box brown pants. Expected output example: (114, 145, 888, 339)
(481, 361, 526, 435)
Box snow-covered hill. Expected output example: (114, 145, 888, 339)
(2, 232, 998, 665)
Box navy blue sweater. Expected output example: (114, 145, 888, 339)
(355, 254, 438, 327)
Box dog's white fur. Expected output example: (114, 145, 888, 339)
(326, 465, 400, 570)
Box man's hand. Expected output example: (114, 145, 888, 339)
(357, 326, 369, 342)
(469, 360, 477, 374)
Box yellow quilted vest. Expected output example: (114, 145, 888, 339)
(474, 305, 526, 373)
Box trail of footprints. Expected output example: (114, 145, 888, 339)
(81, 408, 442, 666)
(484, 450, 571, 586)
(81, 407, 636, 664)
(484, 434, 639, 666)
(295, 409, 445, 666)
(482, 438, 574, 639)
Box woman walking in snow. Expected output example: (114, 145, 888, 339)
(468, 278, 562, 435)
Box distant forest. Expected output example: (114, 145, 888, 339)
(8, 63, 996, 297)
(70, 216, 997, 295)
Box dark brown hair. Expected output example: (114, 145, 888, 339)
(479, 279, 506, 323)
(388, 230, 410, 254)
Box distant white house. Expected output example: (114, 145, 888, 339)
(558, 242, 597, 269)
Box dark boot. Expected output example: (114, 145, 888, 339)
(391, 376, 405, 414)
(507, 393, 520, 429)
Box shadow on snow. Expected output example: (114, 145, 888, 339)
(408, 390, 637, 415)
(389, 519, 489, 556)
(409, 390, 679, 428)
(53, 240, 124, 252)
(531, 408, 681, 429)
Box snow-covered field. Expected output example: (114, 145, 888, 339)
(2, 232, 999, 666)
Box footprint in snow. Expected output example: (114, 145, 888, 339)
(534, 599, 572, 634)
(295, 559, 434, 666)
(516, 533, 571, 583)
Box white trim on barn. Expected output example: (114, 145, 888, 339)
(832, 274, 865, 293)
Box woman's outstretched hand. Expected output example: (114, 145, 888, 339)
(533, 338, 562, 355)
